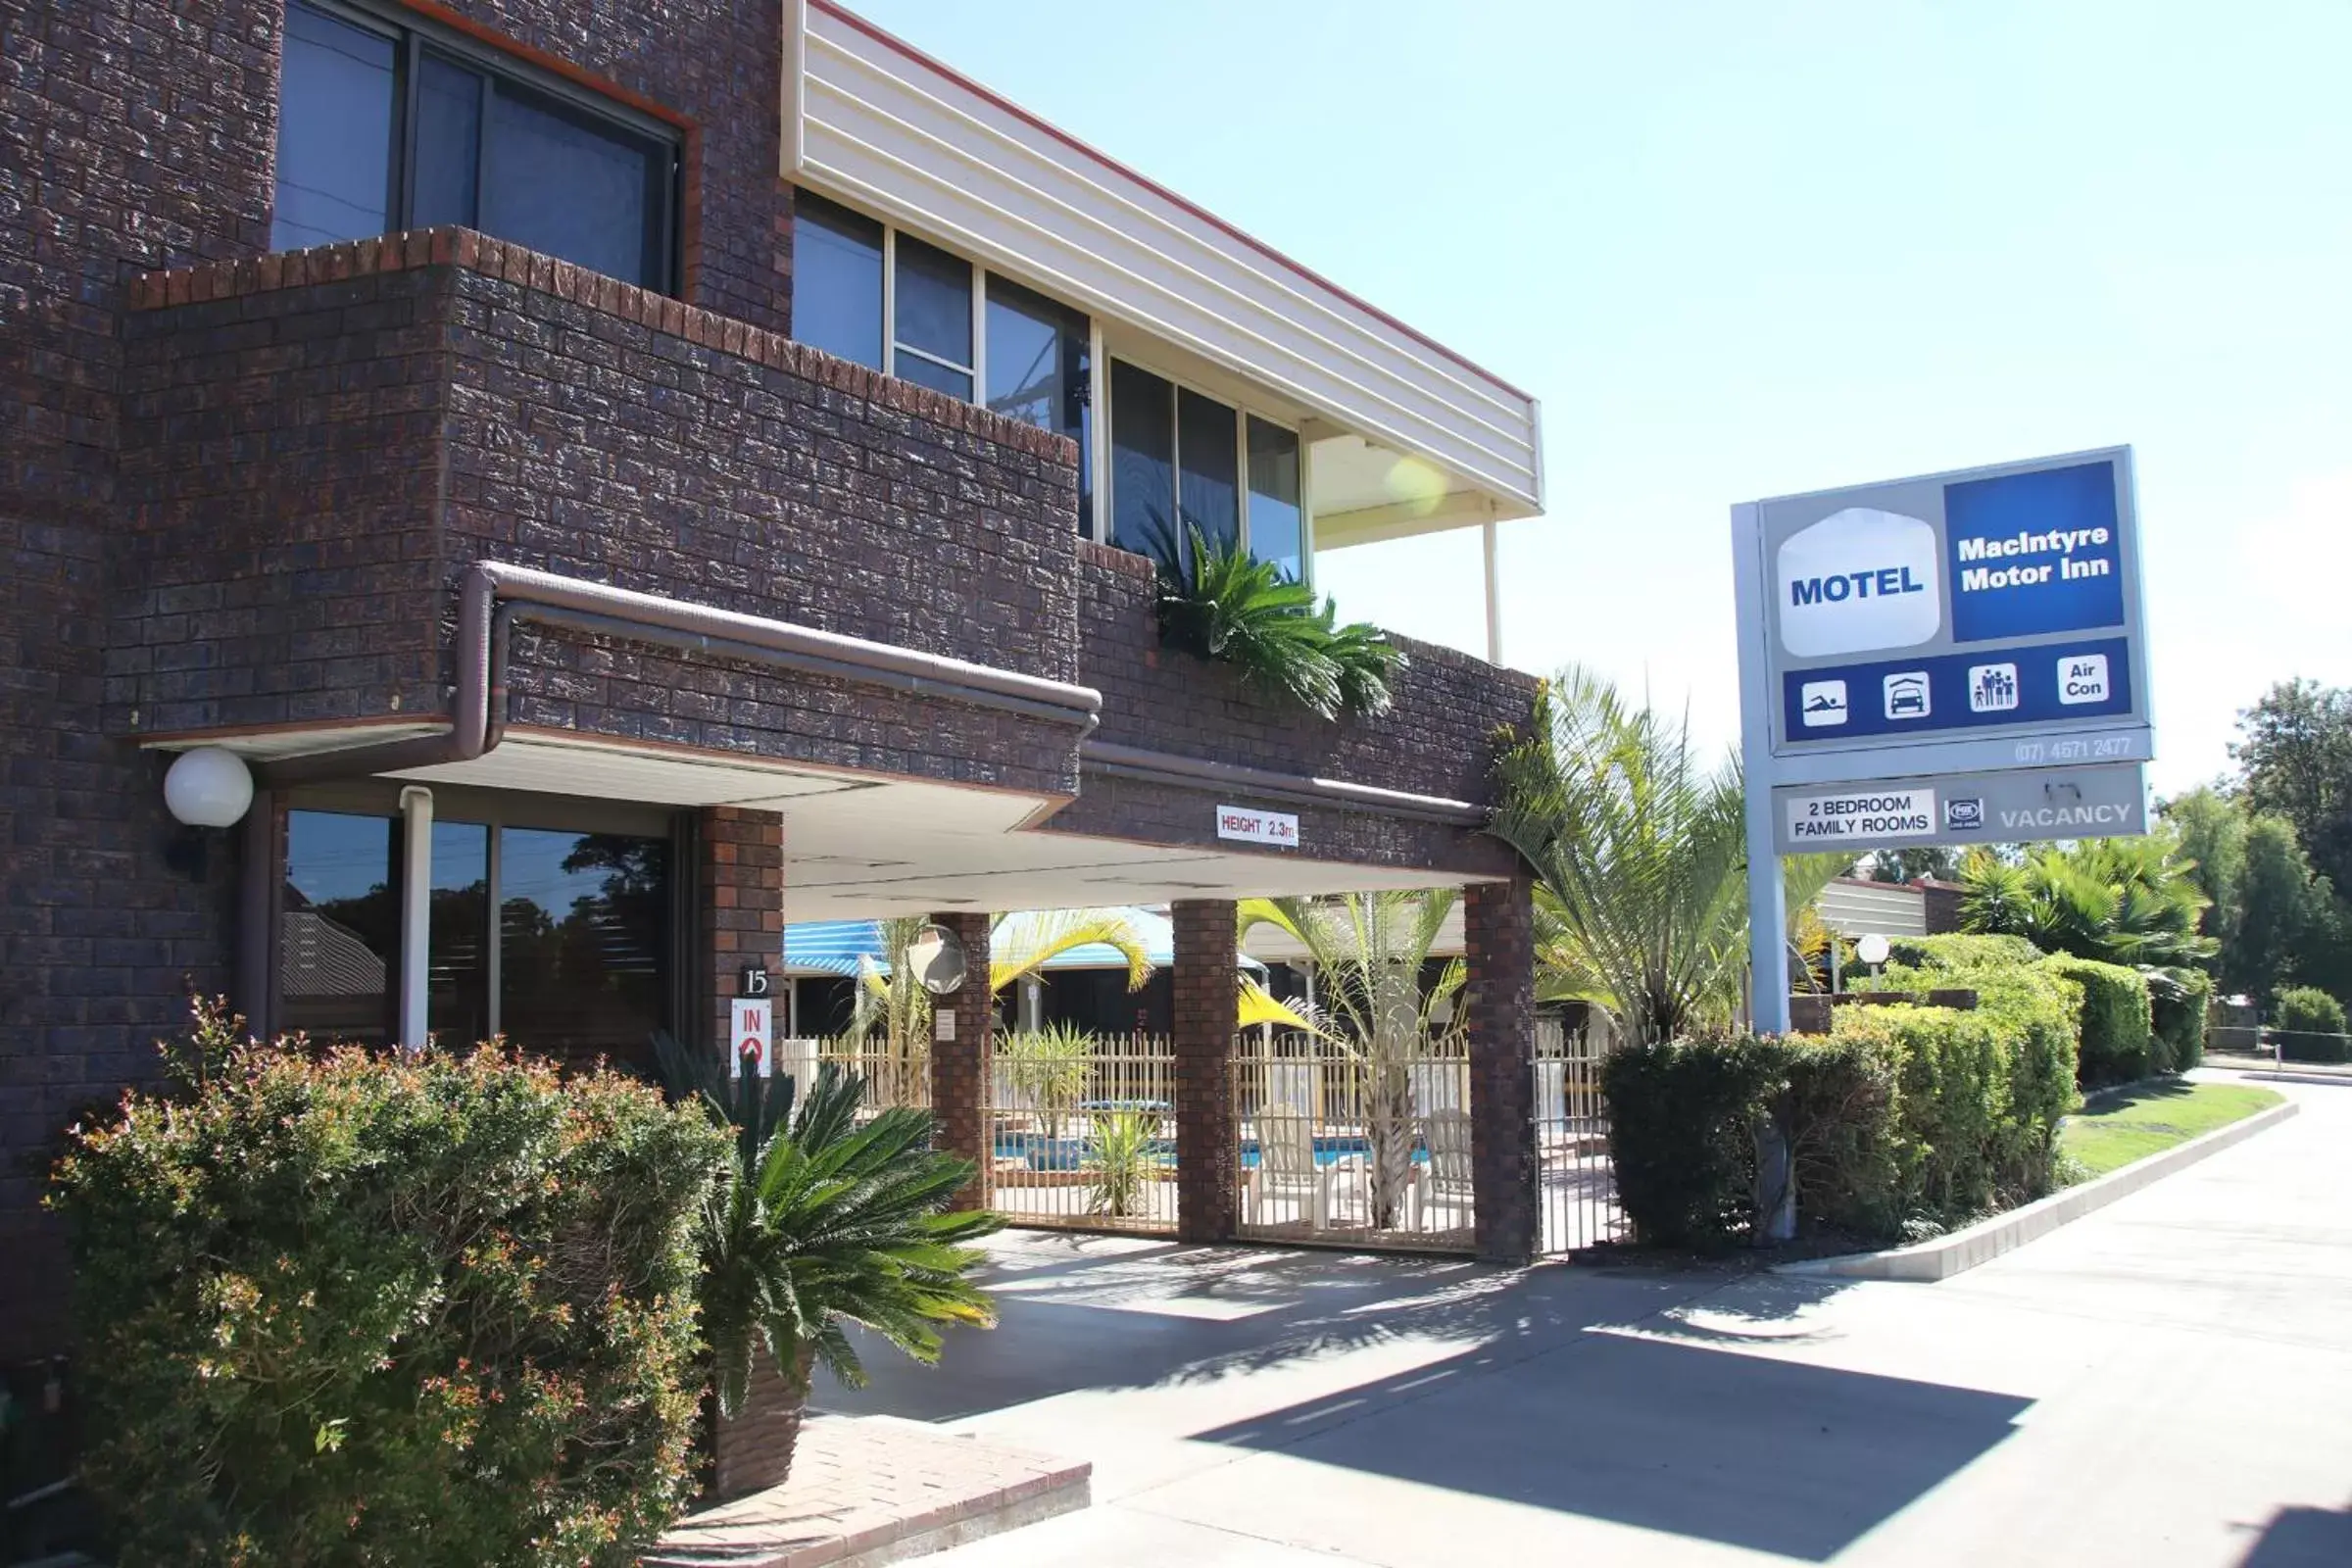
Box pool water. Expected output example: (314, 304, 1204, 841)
(994, 1132, 1430, 1171)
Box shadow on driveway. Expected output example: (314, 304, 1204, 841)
(2237, 1498, 2352, 1566)
(1192, 1328, 2031, 1563)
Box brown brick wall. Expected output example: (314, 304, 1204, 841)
(698, 807, 784, 1063)
(114, 236, 1088, 797)
(0, 0, 279, 1362)
(1465, 877, 1537, 1266)
(1171, 899, 1239, 1244)
(927, 912, 992, 1211)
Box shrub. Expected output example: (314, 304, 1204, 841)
(2043, 956, 2153, 1086)
(2147, 968, 2211, 1072)
(2274, 986, 2349, 1062)
(1830, 1004, 2000, 1219)
(1601, 1037, 1781, 1249)
(1603, 1034, 1906, 1247)
(49, 1002, 729, 1568)
(1884, 932, 2046, 971)
(1773, 1032, 1904, 1237)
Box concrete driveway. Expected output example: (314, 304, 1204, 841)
(822, 1070, 2352, 1566)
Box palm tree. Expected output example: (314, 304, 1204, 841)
(1959, 833, 2217, 971)
(654, 1038, 1001, 1487)
(849, 908, 1155, 1106)
(1491, 668, 1847, 1044)
(988, 907, 1153, 994)
(1236, 891, 1461, 1229)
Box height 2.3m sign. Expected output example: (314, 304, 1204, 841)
(1757, 448, 2148, 757)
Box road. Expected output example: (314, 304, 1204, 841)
(824, 1070, 2352, 1566)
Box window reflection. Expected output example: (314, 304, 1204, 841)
(271, 3, 396, 250)
(428, 821, 489, 1046)
(498, 828, 670, 1061)
(483, 83, 662, 288)
(1248, 416, 1303, 582)
(1178, 387, 1240, 557)
(1109, 361, 1174, 558)
(793, 193, 885, 369)
(281, 810, 396, 1043)
(893, 233, 973, 397)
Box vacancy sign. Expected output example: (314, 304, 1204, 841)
(729, 997, 773, 1078)
(1216, 805, 1299, 848)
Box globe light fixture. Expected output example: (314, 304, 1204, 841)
(1854, 932, 1891, 967)
(163, 746, 255, 828)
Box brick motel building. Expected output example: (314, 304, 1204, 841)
(0, 0, 1552, 1365)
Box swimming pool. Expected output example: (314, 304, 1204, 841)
(993, 1132, 1429, 1170)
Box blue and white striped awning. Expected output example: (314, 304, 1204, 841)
(782, 907, 1260, 978)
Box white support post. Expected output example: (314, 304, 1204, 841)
(1730, 503, 1791, 1039)
(1482, 515, 1503, 665)
(397, 785, 434, 1052)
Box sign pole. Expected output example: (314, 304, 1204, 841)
(1732, 502, 1790, 1036)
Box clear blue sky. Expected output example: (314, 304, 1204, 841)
(853, 0, 2351, 797)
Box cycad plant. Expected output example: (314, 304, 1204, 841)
(655, 1033, 999, 1486)
(1237, 891, 1461, 1229)
(1152, 519, 1401, 719)
(1491, 668, 1847, 1043)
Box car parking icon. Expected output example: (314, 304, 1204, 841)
(1883, 672, 1931, 720)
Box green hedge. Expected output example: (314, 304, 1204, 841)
(2043, 956, 2154, 1086)
(1885, 933, 2045, 970)
(1601, 1038, 1782, 1249)
(2148, 968, 2211, 1072)
(2275, 986, 2349, 1062)
(49, 1004, 730, 1568)
(1603, 980, 2079, 1249)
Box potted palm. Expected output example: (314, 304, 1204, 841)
(656, 1035, 1001, 1497)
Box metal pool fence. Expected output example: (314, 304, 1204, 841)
(1535, 1017, 1626, 1254)
(981, 1032, 1177, 1234)
(1231, 1031, 1476, 1252)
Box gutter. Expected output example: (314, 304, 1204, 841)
(256, 562, 1102, 787)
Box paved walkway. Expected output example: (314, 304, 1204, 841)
(821, 1070, 2352, 1566)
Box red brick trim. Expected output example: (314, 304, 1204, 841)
(125, 228, 1077, 467)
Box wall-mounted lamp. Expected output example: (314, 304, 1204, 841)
(164, 747, 255, 828)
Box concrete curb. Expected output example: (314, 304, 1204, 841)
(1775, 1098, 2300, 1284)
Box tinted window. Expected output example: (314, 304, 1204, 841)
(1110, 361, 1174, 558)
(893, 232, 972, 395)
(280, 810, 396, 1043)
(1178, 388, 1240, 557)
(270, 2, 673, 289)
(412, 54, 484, 230)
(792, 193, 885, 369)
(986, 277, 1092, 526)
(1248, 416, 1303, 582)
(428, 820, 490, 1046)
(483, 82, 662, 287)
(498, 828, 670, 1061)
(271, 3, 396, 250)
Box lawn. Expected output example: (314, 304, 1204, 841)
(2059, 1081, 2285, 1179)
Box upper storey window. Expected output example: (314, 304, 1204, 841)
(793, 189, 1092, 526)
(271, 0, 679, 291)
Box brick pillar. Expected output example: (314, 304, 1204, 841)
(1172, 899, 1239, 1244)
(1466, 877, 1538, 1266)
(698, 808, 784, 1067)
(928, 911, 992, 1210)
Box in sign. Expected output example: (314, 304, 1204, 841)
(730, 997, 772, 1079)
(1215, 805, 1299, 849)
